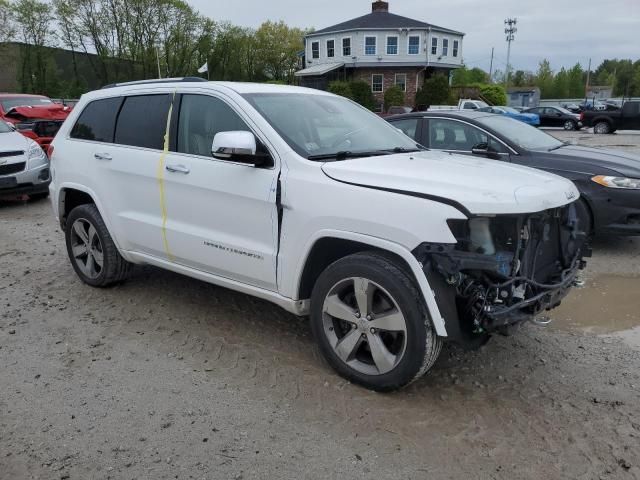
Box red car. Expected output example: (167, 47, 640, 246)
(0, 93, 72, 148)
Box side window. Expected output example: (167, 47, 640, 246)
(70, 97, 122, 142)
(114, 94, 171, 150)
(429, 119, 488, 151)
(391, 118, 420, 141)
(177, 94, 251, 157)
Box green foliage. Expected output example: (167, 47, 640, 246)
(478, 84, 507, 105)
(349, 80, 376, 110)
(451, 66, 489, 86)
(327, 81, 354, 100)
(383, 85, 405, 110)
(415, 74, 451, 107)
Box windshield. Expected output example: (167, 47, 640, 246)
(0, 121, 13, 133)
(0, 96, 53, 111)
(477, 115, 564, 151)
(555, 106, 573, 115)
(501, 107, 519, 114)
(242, 93, 419, 159)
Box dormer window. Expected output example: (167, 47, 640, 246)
(365, 36, 377, 55)
(386, 36, 398, 55)
(311, 41, 320, 59)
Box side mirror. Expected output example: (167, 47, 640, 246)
(471, 142, 500, 159)
(211, 131, 272, 167)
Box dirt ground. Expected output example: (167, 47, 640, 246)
(1, 131, 640, 479)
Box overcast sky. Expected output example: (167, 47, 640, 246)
(190, 0, 639, 73)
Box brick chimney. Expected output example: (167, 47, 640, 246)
(372, 1, 389, 13)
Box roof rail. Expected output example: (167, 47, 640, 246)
(101, 77, 207, 89)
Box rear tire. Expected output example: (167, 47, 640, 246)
(593, 121, 611, 134)
(65, 204, 131, 287)
(310, 252, 442, 391)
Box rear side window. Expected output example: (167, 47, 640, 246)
(70, 97, 122, 142)
(115, 94, 171, 150)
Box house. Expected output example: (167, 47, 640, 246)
(586, 85, 613, 100)
(295, 1, 465, 109)
(507, 87, 541, 108)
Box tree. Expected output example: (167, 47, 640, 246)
(478, 84, 507, 105)
(327, 81, 353, 100)
(416, 74, 450, 106)
(451, 66, 488, 86)
(349, 80, 375, 110)
(253, 20, 305, 83)
(536, 59, 555, 98)
(383, 85, 405, 110)
(0, 0, 16, 43)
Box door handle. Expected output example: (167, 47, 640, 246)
(165, 164, 190, 174)
(94, 152, 112, 161)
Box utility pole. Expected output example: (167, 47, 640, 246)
(156, 46, 162, 79)
(504, 18, 517, 87)
(489, 47, 494, 82)
(584, 58, 591, 102)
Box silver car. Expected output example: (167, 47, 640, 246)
(0, 121, 50, 199)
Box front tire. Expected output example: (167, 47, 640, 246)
(310, 252, 442, 391)
(65, 204, 131, 287)
(564, 120, 577, 131)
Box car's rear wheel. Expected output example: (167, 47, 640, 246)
(564, 120, 577, 131)
(310, 252, 442, 391)
(65, 204, 131, 287)
(594, 121, 611, 134)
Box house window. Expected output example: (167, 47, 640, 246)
(372, 74, 384, 93)
(311, 41, 319, 59)
(395, 73, 407, 92)
(342, 37, 351, 56)
(408, 35, 420, 55)
(326, 39, 335, 58)
(453, 40, 459, 57)
(442, 38, 449, 56)
(386, 36, 398, 55)
(365, 36, 377, 55)
(431, 37, 438, 55)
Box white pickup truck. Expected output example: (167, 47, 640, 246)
(429, 99, 489, 111)
(49, 79, 588, 391)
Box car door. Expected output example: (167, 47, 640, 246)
(160, 92, 279, 291)
(547, 107, 564, 127)
(67, 93, 172, 258)
(425, 118, 511, 160)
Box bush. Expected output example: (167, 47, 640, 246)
(383, 85, 405, 111)
(349, 80, 376, 110)
(477, 83, 507, 106)
(327, 81, 354, 100)
(415, 73, 451, 107)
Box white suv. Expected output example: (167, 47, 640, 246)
(49, 79, 588, 391)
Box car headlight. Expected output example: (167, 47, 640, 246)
(27, 142, 47, 167)
(592, 175, 640, 190)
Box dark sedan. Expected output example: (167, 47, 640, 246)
(523, 106, 582, 130)
(388, 111, 640, 236)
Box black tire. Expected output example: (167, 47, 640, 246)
(593, 121, 611, 134)
(29, 192, 49, 201)
(563, 120, 577, 131)
(310, 252, 442, 391)
(65, 204, 131, 287)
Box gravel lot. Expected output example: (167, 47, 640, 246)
(1, 130, 639, 480)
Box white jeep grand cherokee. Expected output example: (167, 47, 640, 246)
(49, 79, 588, 391)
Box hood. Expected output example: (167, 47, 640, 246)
(5, 104, 72, 121)
(0, 131, 31, 164)
(321, 151, 579, 216)
(549, 145, 640, 178)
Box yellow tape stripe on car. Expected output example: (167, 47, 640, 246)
(157, 92, 176, 261)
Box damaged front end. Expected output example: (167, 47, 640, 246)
(414, 202, 591, 349)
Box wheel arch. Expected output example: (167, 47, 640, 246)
(293, 231, 448, 337)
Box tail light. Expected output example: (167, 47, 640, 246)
(47, 144, 54, 159)
(579, 112, 584, 122)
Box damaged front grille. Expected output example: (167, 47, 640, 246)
(414, 203, 590, 343)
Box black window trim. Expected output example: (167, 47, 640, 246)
(68, 95, 124, 144)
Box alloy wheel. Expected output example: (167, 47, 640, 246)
(70, 218, 104, 279)
(321, 277, 408, 375)
(564, 120, 575, 130)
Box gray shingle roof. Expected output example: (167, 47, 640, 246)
(311, 11, 464, 36)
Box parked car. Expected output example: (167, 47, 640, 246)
(385, 106, 413, 116)
(581, 100, 640, 134)
(387, 110, 640, 236)
(523, 106, 582, 130)
(477, 106, 540, 126)
(49, 79, 588, 391)
(430, 99, 489, 111)
(0, 118, 51, 198)
(0, 93, 72, 149)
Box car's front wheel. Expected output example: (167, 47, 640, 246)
(310, 252, 442, 391)
(564, 120, 577, 131)
(65, 204, 131, 287)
